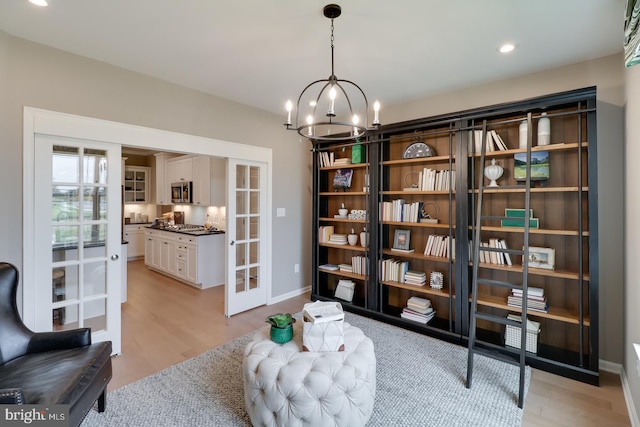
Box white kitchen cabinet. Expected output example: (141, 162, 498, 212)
(192, 156, 226, 206)
(124, 224, 146, 259)
(154, 153, 170, 205)
(123, 166, 151, 203)
(144, 229, 162, 270)
(167, 156, 193, 183)
(144, 228, 224, 288)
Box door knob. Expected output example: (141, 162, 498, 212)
(111, 254, 119, 261)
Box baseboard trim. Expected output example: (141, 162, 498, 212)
(621, 367, 640, 427)
(600, 359, 622, 374)
(268, 285, 311, 305)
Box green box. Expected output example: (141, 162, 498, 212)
(505, 208, 533, 218)
(501, 217, 539, 228)
(351, 144, 364, 164)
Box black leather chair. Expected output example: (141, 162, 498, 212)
(0, 262, 112, 427)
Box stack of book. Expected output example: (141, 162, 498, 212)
(470, 238, 511, 265)
(379, 258, 409, 283)
(468, 129, 509, 153)
(351, 255, 368, 276)
(379, 199, 424, 223)
(507, 287, 548, 313)
(401, 296, 435, 324)
(318, 226, 334, 243)
(338, 263, 353, 273)
(404, 270, 427, 286)
(423, 234, 455, 259)
(328, 234, 347, 245)
(332, 157, 352, 166)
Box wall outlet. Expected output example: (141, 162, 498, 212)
(294, 263, 299, 273)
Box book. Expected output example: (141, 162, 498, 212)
(491, 130, 509, 151)
(390, 248, 415, 253)
(318, 263, 338, 271)
(499, 239, 512, 266)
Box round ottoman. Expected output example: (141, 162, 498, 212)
(242, 321, 376, 427)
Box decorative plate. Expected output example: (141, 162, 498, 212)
(403, 141, 435, 158)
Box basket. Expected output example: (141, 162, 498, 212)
(505, 315, 540, 353)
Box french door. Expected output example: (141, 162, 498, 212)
(225, 159, 268, 317)
(33, 134, 122, 353)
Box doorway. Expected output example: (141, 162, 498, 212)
(23, 107, 273, 354)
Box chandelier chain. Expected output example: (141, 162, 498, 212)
(330, 18, 335, 77)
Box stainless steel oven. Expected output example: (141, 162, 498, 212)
(171, 181, 192, 204)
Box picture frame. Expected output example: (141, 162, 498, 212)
(333, 168, 353, 190)
(625, 0, 640, 67)
(393, 229, 411, 250)
(514, 151, 549, 182)
(526, 246, 555, 270)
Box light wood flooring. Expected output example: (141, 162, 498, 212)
(114, 260, 631, 426)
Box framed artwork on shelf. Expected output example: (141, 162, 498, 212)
(514, 151, 549, 182)
(333, 168, 354, 190)
(526, 246, 555, 270)
(393, 229, 411, 250)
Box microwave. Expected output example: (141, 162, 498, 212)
(171, 181, 193, 204)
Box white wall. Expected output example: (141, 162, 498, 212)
(0, 30, 312, 300)
(625, 60, 640, 418)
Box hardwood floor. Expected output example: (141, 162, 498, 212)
(113, 260, 631, 426)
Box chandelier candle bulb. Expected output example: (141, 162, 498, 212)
(373, 101, 380, 125)
(285, 100, 293, 125)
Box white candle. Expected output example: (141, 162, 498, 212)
(285, 100, 292, 125)
(373, 100, 380, 125)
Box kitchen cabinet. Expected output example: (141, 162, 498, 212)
(124, 224, 146, 259)
(167, 156, 193, 183)
(144, 229, 162, 270)
(123, 166, 151, 203)
(192, 156, 226, 206)
(154, 153, 170, 205)
(144, 228, 224, 288)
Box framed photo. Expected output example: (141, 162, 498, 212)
(526, 246, 555, 270)
(514, 151, 549, 182)
(333, 168, 353, 189)
(393, 229, 411, 250)
(625, 0, 640, 67)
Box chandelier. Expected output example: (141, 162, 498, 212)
(284, 4, 380, 142)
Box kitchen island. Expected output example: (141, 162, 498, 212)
(144, 227, 225, 289)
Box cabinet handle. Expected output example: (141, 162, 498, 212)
(230, 240, 235, 246)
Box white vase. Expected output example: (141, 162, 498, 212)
(338, 208, 348, 218)
(484, 158, 504, 187)
(360, 231, 368, 247)
(348, 233, 358, 246)
(519, 120, 528, 149)
(537, 112, 550, 146)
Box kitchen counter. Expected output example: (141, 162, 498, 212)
(146, 225, 225, 236)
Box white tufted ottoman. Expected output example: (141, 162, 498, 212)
(242, 321, 376, 427)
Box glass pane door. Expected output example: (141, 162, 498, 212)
(226, 160, 267, 316)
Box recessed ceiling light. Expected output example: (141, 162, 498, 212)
(28, 0, 48, 6)
(499, 43, 516, 54)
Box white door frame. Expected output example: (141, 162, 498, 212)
(23, 107, 273, 333)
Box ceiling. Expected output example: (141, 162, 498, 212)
(0, 1, 626, 118)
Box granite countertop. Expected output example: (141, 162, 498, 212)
(146, 225, 225, 236)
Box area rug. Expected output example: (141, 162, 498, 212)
(82, 312, 529, 426)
